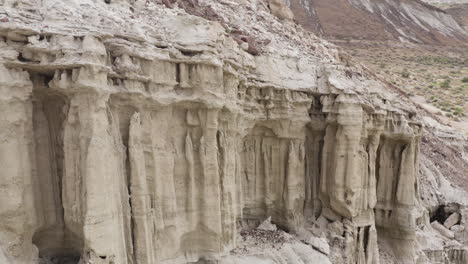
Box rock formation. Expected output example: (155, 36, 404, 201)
(0, 0, 465, 264)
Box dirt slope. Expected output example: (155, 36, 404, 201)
(289, 0, 468, 45)
(446, 4, 468, 30)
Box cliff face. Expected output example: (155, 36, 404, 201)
(0, 0, 431, 263)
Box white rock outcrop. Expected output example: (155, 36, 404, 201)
(432, 221, 456, 239)
(445, 213, 461, 229)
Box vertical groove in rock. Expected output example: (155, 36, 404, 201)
(129, 112, 155, 264)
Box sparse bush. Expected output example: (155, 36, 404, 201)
(401, 68, 410, 78)
(453, 107, 464, 116)
(416, 56, 465, 66)
(462, 77, 468, 83)
(440, 79, 451, 89)
(440, 101, 451, 107)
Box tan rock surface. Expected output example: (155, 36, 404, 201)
(0, 0, 462, 264)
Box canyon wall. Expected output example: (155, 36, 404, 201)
(0, 0, 431, 263)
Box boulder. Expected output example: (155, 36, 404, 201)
(444, 213, 460, 229)
(432, 221, 455, 239)
(257, 216, 277, 231)
(328, 221, 344, 236)
(454, 229, 468, 243)
(450, 225, 465, 233)
(305, 236, 330, 255)
(266, 0, 294, 20)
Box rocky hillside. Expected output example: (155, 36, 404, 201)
(0, 0, 467, 264)
(285, 0, 468, 148)
(418, 0, 468, 31)
(288, 0, 468, 44)
(446, 4, 468, 30)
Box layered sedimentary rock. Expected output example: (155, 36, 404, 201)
(0, 0, 427, 263)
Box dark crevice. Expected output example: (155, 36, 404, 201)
(392, 144, 406, 201)
(216, 130, 226, 225)
(431, 205, 448, 223)
(175, 63, 181, 84)
(363, 226, 370, 254)
(180, 50, 201, 57)
(18, 52, 31, 62)
(429, 204, 461, 224)
(375, 137, 383, 186)
(38, 252, 81, 264)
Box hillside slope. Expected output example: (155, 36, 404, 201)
(446, 3, 468, 30)
(289, 0, 468, 44)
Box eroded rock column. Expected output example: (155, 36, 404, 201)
(129, 112, 156, 264)
(63, 92, 132, 263)
(320, 95, 366, 218)
(0, 66, 37, 263)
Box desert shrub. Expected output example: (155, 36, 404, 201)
(453, 107, 464, 116)
(416, 56, 465, 66)
(440, 101, 451, 107)
(440, 79, 451, 89)
(462, 77, 468, 83)
(401, 68, 410, 78)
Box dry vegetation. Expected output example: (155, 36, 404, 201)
(334, 40, 468, 131)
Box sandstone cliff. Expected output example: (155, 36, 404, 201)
(0, 0, 465, 264)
